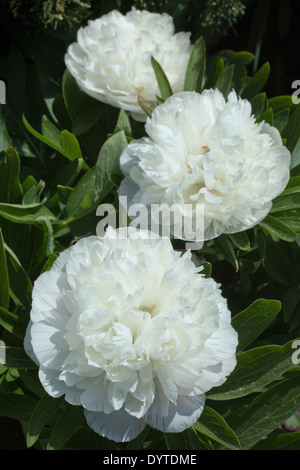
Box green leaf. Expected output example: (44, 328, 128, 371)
(205, 57, 224, 89)
(250, 93, 267, 120)
(41, 115, 62, 148)
(207, 341, 295, 401)
(66, 167, 100, 220)
(96, 131, 128, 199)
(228, 51, 255, 65)
(0, 147, 23, 204)
(282, 105, 300, 153)
(0, 388, 37, 422)
(164, 431, 190, 450)
(270, 190, 300, 213)
(0, 202, 57, 225)
(229, 377, 300, 449)
(184, 37, 206, 92)
(0, 107, 12, 151)
(241, 62, 270, 101)
(151, 56, 173, 100)
(60, 129, 82, 161)
(23, 115, 88, 169)
(0, 307, 27, 339)
(228, 231, 250, 251)
(138, 97, 153, 118)
(258, 107, 273, 125)
(27, 393, 64, 447)
(193, 407, 240, 450)
(272, 107, 290, 133)
(251, 432, 300, 450)
(214, 65, 234, 99)
(62, 69, 89, 121)
(268, 95, 296, 112)
(47, 403, 85, 450)
(0, 229, 9, 310)
(5, 244, 32, 308)
(200, 261, 212, 278)
(259, 215, 298, 242)
(71, 102, 102, 137)
(114, 109, 132, 137)
(214, 234, 239, 271)
(5, 347, 37, 369)
(271, 209, 300, 231)
(232, 298, 282, 352)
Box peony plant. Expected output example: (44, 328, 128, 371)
(0, 4, 300, 452)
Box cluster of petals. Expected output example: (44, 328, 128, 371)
(24, 228, 238, 442)
(65, 8, 193, 121)
(119, 89, 291, 240)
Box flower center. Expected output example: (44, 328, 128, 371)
(139, 304, 157, 317)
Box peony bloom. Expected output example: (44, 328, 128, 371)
(119, 89, 291, 241)
(24, 228, 237, 442)
(64, 8, 192, 121)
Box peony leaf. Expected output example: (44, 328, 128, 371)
(0, 148, 23, 204)
(228, 231, 250, 251)
(96, 131, 128, 199)
(214, 64, 234, 99)
(228, 51, 255, 65)
(47, 403, 85, 450)
(251, 432, 300, 450)
(4, 346, 37, 369)
(65, 167, 100, 220)
(232, 298, 281, 352)
(0, 107, 12, 151)
(241, 62, 270, 101)
(250, 92, 267, 120)
(228, 377, 300, 449)
(114, 109, 132, 138)
(151, 56, 173, 100)
(193, 407, 240, 450)
(213, 234, 239, 271)
(184, 37, 206, 93)
(27, 393, 64, 447)
(0, 388, 37, 422)
(205, 57, 224, 89)
(0, 229, 9, 310)
(282, 105, 300, 153)
(0, 306, 27, 340)
(207, 341, 297, 401)
(71, 103, 103, 137)
(60, 129, 82, 161)
(5, 244, 32, 309)
(259, 215, 298, 242)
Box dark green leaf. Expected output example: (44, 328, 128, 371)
(0, 148, 23, 204)
(47, 403, 85, 450)
(259, 215, 298, 242)
(250, 93, 267, 120)
(229, 51, 255, 65)
(27, 393, 64, 447)
(228, 232, 250, 251)
(215, 65, 234, 99)
(241, 62, 270, 101)
(229, 377, 300, 449)
(282, 105, 300, 153)
(232, 298, 281, 352)
(72, 103, 102, 137)
(5, 347, 37, 369)
(207, 341, 295, 401)
(0, 229, 9, 310)
(184, 37, 206, 92)
(193, 407, 240, 450)
(66, 167, 100, 220)
(0, 307, 27, 339)
(0, 389, 37, 422)
(214, 234, 239, 271)
(251, 432, 300, 450)
(151, 56, 173, 100)
(96, 131, 128, 199)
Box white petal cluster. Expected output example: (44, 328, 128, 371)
(65, 8, 192, 121)
(24, 228, 237, 442)
(119, 89, 291, 241)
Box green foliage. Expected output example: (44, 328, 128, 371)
(0, 1, 300, 452)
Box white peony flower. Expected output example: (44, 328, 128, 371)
(24, 228, 237, 442)
(119, 89, 291, 241)
(64, 8, 192, 121)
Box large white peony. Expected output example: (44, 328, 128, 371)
(24, 228, 237, 442)
(64, 8, 193, 121)
(119, 89, 291, 241)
